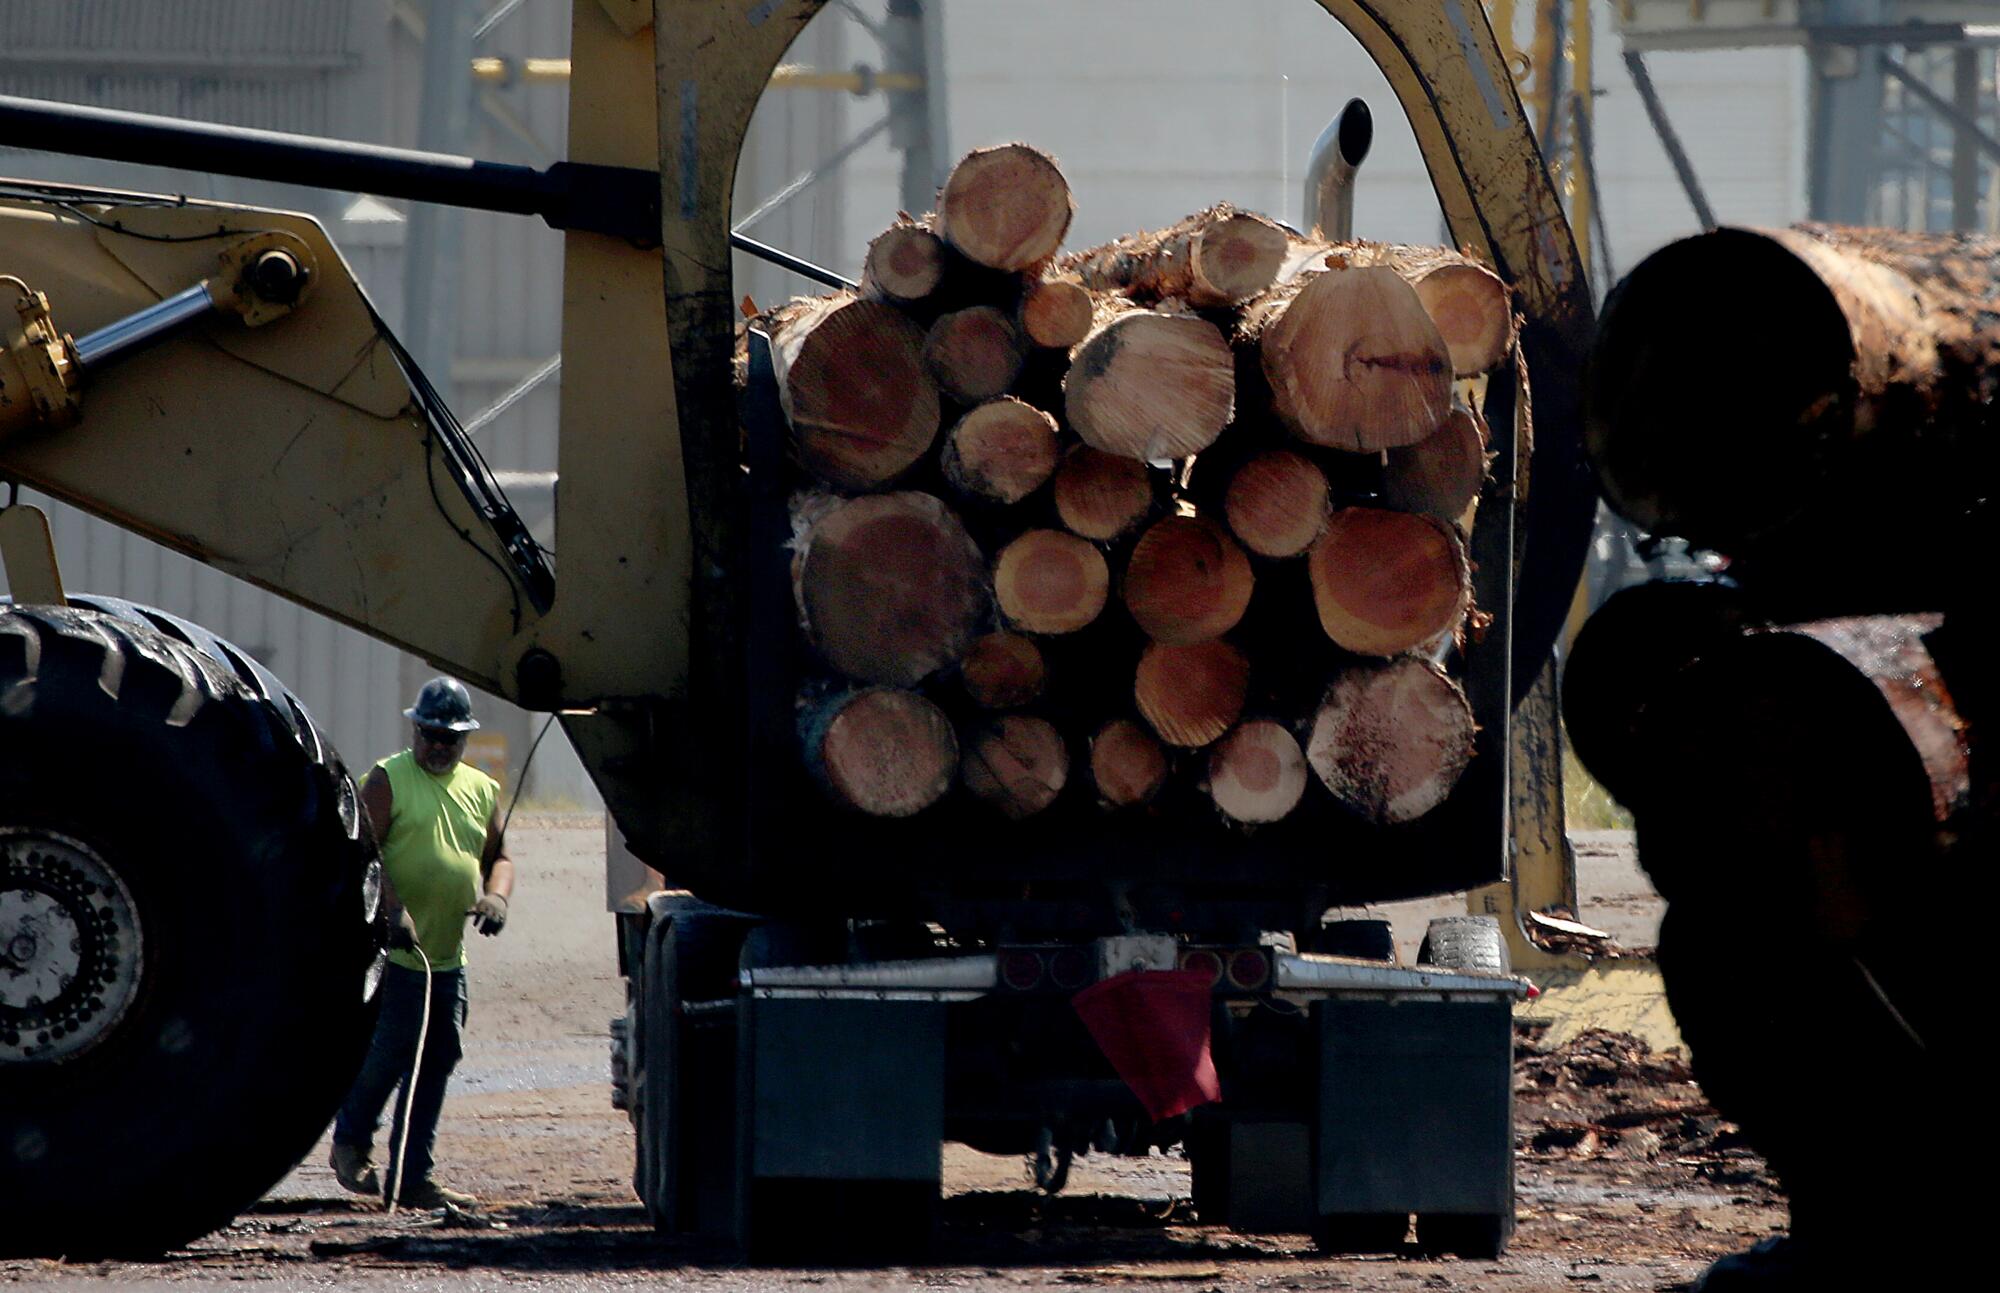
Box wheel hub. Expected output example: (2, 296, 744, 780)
(0, 829, 145, 1064)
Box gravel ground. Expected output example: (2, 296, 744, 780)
(3, 820, 1783, 1291)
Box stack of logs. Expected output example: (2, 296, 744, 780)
(765, 142, 1515, 830)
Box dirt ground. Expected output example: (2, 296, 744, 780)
(1, 818, 1785, 1291)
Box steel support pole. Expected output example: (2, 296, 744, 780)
(402, 0, 476, 411)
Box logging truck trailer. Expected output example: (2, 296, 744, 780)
(0, 0, 1597, 1260)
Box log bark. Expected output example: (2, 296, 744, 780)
(801, 687, 959, 817)
(1065, 301, 1235, 460)
(1307, 507, 1470, 657)
(1224, 449, 1331, 558)
(1207, 719, 1309, 824)
(960, 630, 1047, 708)
(1381, 404, 1488, 527)
(961, 714, 1070, 818)
(1135, 639, 1250, 748)
(1017, 276, 1096, 349)
(1053, 445, 1156, 541)
(769, 293, 941, 490)
(934, 143, 1075, 272)
(1089, 718, 1169, 807)
(861, 218, 947, 304)
(1587, 223, 2000, 554)
(1240, 266, 1452, 451)
(926, 306, 1028, 403)
(1122, 514, 1255, 644)
(941, 398, 1059, 504)
(1561, 580, 1755, 811)
(994, 529, 1110, 634)
(1306, 658, 1475, 824)
(793, 491, 988, 685)
(1063, 204, 1290, 308)
(1632, 614, 1970, 915)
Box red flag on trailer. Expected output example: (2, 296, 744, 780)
(1071, 968, 1222, 1122)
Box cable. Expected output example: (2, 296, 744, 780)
(498, 714, 557, 842)
(385, 941, 434, 1217)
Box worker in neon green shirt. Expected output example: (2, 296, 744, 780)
(328, 678, 513, 1210)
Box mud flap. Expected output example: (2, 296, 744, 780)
(736, 995, 945, 1255)
(1315, 998, 1514, 1238)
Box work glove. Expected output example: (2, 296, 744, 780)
(468, 893, 508, 937)
(387, 908, 419, 952)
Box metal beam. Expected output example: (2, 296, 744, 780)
(1882, 52, 2000, 168)
(1621, 51, 1718, 230)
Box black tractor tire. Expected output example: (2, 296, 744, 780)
(0, 601, 382, 1256)
(1309, 916, 1398, 962)
(1416, 916, 1510, 974)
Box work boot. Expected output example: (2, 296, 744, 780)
(391, 1177, 479, 1210)
(328, 1143, 380, 1196)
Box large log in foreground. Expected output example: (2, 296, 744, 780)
(1066, 204, 1290, 308)
(1242, 266, 1452, 451)
(1066, 304, 1236, 460)
(769, 294, 942, 490)
(1307, 658, 1475, 824)
(1631, 615, 1969, 914)
(802, 688, 959, 817)
(934, 143, 1075, 272)
(1307, 508, 1471, 656)
(793, 492, 988, 685)
(1586, 223, 2000, 553)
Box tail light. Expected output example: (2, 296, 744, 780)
(1178, 948, 1224, 987)
(1048, 947, 1092, 990)
(1225, 947, 1271, 990)
(999, 949, 1045, 991)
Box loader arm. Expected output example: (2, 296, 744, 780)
(0, 194, 543, 697)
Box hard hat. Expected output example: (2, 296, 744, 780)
(404, 677, 480, 732)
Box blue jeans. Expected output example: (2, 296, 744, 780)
(333, 963, 468, 1193)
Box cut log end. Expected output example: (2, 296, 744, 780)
(1066, 310, 1235, 460)
(1307, 507, 1470, 657)
(1207, 719, 1308, 824)
(1018, 276, 1096, 349)
(942, 398, 1059, 504)
(961, 714, 1070, 818)
(1189, 211, 1290, 306)
(935, 143, 1075, 272)
(1122, 514, 1254, 644)
(774, 296, 942, 490)
(1090, 718, 1169, 807)
(926, 306, 1028, 403)
(1307, 659, 1474, 825)
(960, 630, 1048, 708)
(861, 221, 947, 303)
(1412, 264, 1513, 377)
(1381, 405, 1488, 526)
(1135, 639, 1250, 748)
(1224, 450, 1331, 558)
(1053, 446, 1155, 541)
(1258, 266, 1451, 451)
(796, 491, 989, 685)
(994, 529, 1111, 635)
(805, 688, 959, 817)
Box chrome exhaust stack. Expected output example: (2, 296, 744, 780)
(1304, 97, 1372, 240)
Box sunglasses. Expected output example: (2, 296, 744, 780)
(415, 726, 466, 745)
